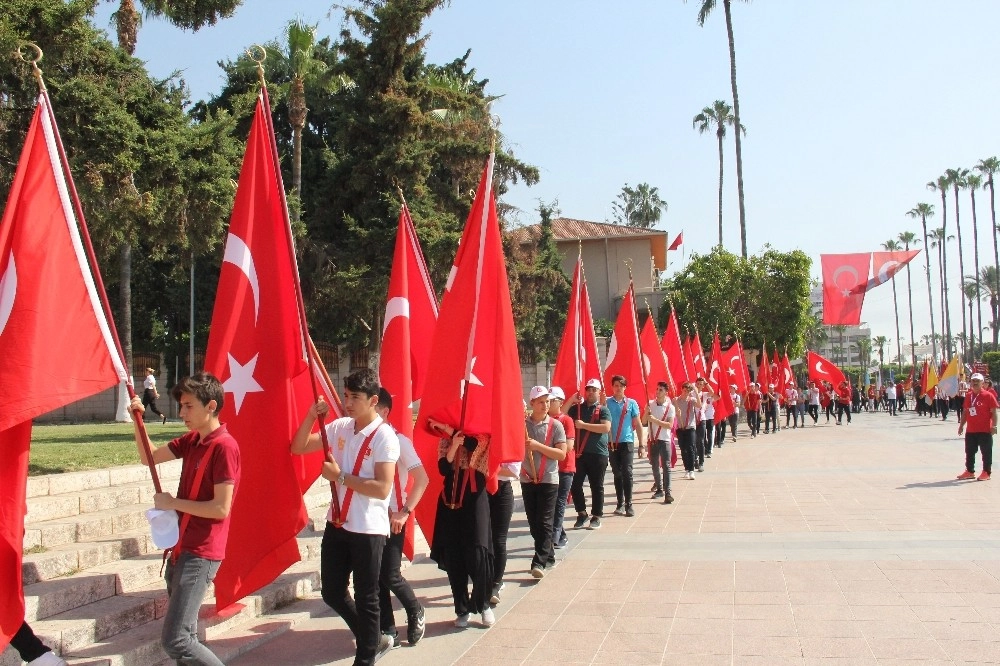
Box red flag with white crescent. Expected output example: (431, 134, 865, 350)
(821, 253, 871, 325)
(661, 309, 687, 393)
(604, 281, 647, 405)
(861, 250, 921, 291)
(722, 341, 748, 393)
(639, 316, 672, 396)
(709, 332, 736, 423)
(692, 330, 708, 378)
(807, 350, 847, 388)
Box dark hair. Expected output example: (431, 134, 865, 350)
(171, 372, 224, 413)
(377, 387, 393, 413)
(611, 375, 626, 386)
(656, 381, 668, 390)
(344, 368, 380, 398)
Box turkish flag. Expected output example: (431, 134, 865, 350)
(821, 253, 871, 325)
(639, 316, 672, 397)
(205, 91, 323, 610)
(668, 231, 683, 251)
(682, 335, 698, 383)
(414, 153, 524, 547)
(553, 252, 586, 397)
(662, 309, 688, 394)
(722, 341, 749, 393)
(757, 343, 771, 388)
(0, 96, 126, 650)
(579, 278, 603, 391)
(708, 332, 735, 423)
(379, 202, 437, 560)
(861, 250, 921, 292)
(807, 350, 847, 388)
(604, 282, 647, 405)
(780, 354, 796, 394)
(692, 331, 708, 379)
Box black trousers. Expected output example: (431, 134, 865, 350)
(764, 406, 776, 432)
(837, 403, 852, 423)
(965, 432, 993, 474)
(522, 482, 558, 569)
(571, 452, 609, 517)
(321, 524, 385, 666)
(142, 387, 164, 418)
(938, 398, 950, 420)
(10, 621, 51, 662)
(718, 413, 738, 441)
(649, 439, 671, 493)
(888, 398, 897, 415)
(747, 411, 760, 435)
(807, 404, 819, 423)
(677, 427, 696, 471)
(378, 529, 421, 636)
(695, 421, 707, 464)
(608, 441, 634, 506)
(489, 480, 514, 586)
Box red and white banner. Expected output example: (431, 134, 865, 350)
(807, 350, 847, 388)
(821, 253, 871, 325)
(864, 250, 921, 291)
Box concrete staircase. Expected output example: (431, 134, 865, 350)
(4, 462, 426, 665)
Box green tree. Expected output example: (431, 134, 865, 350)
(927, 176, 953, 356)
(691, 0, 750, 258)
(873, 335, 888, 371)
(881, 239, 904, 372)
(907, 203, 938, 362)
(975, 156, 1000, 347)
(946, 167, 971, 358)
(657, 246, 811, 354)
(610, 182, 668, 229)
(898, 230, 920, 367)
(692, 99, 744, 248)
(929, 226, 955, 356)
(855, 336, 873, 371)
(966, 172, 985, 359)
(802, 310, 828, 350)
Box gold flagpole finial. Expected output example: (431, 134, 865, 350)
(247, 44, 266, 86)
(17, 42, 45, 92)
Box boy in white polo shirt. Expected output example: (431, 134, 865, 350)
(291, 369, 399, 666)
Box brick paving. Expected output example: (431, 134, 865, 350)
(231, 409, 1000, 665)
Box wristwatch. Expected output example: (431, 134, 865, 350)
(337, 472, 347, 485)
(400, 506, 411, 515)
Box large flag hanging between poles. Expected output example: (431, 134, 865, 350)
(821, 253, 871, 325)
(205, 90, 328, 610)
(0, 95, 127, 650)
(415, 153, 524, 547)
(604, 281, 647, 405)
(807, 350, 847, 388)
(662, 308, 687, 393)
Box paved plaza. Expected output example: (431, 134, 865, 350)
(231, 408, 1000, 665)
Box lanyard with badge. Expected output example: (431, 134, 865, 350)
(331, 424, 384, 527)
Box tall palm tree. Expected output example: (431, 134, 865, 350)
(881, 239, 904, 372)
(975, 157, 1000, 348)
(610, 182, 668, 228)
(898, 230, 920, 367)
(693, 100, 744, 248)
(929, 226, 955, 357)
(832, 325, 847, 366)
(856, 337, 873, 372)
(946, 167, 971, 358)
(962, 280, 979, 355)
(873, 335, 888, 372)
(966, 172, 985, 359)
(907, 203, 937, 362)
(968, 266, 999, 352)
(927, 177, 953, 356)
(693, 0, 750, 258)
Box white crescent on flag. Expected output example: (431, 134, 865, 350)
(382, 296, 410, 335)
(222, 233, 260, 323)
(0, 251, 15, 336)
(832, 265, 860, 296)
(876, 260, 900, 285)
(606, 333, 618, 368)
(815, 361, 825, 374)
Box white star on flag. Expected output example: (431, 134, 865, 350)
(223, 353, 264, 414)
(460, 356, 485, 397)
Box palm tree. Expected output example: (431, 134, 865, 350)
(929, 226, 955, 356)
(855, 337, 873, 371)
(927, 177, 953, 356)
(975, 157, 1000, 348)
(907, 203, 937, 362)
(966, 172, 985, 359)
(692, 100, 744, 248)
(946, 167, 971, 358)
(881, 239, 904, 372)
(832, 325, 848, 366)
(962, 280, 979, 354)
(109, 0, 242, 372)
(610, 182, 668, 229)
(968, 266, 1000, 352)
(898, 230, 920, 367)
(692, 0, 750, 258)
(873, 335, 888, 372)
(803, 311, 828, 350)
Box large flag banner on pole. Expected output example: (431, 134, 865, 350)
(662, 308, 687, 393)
(0, 94, 127, 649)
(722, 340, 749, 393)
(579, 277, 603, 391)
(757, 341, 771, 388)
(639, 316, 672, 396)
(205, 90, 325, 610)
(553, 250, 585, 396)
(863, 250, 921, 292)
(415, 152, 524, 547)
(692, 330, 708, 379)
(807, 350, 847, 388)
(604, 281, 648, 405)
(708, 332, 736, 423)
(682, 335, 698, 384)
(821, 253, 872, 325)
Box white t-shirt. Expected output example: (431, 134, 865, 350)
(700, 392, 715, 420)
(387, 432, 422, 512)
(730, 392, 741, 415)
(887, 385, 897, 399)
(784, 388, 798, 405)
(144, 374, 156, 391)
(647, 399, 676, 442)
(808, 387, 820, 405)
(323, 415, 400, 536)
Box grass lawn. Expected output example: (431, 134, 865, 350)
(29, 422, 188, 476)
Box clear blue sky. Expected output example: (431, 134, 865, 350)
(91, 0, 1000, 353)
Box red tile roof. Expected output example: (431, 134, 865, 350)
(509, 217, 667, 245)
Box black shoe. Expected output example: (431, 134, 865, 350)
(573, 514, 589, 529)
(375, 633, 394, 662)
(706, 453, 712, 458)
(663, 494, 674, 504)
(650, 483, 659, 492)
(588, 516, 602, 529)
(613, 504, 625, 516)
(554, 534, 568, 549)
(652, 490, 664, 499)
(624, 505, 635, 517)
(406, 606, 425, 644)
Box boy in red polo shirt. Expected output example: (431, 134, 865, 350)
(957, 373, 1000, 481)
(130, 373, 240, 666)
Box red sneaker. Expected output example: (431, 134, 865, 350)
(957, 471, 976, 480)
(978, 471, 991, 481)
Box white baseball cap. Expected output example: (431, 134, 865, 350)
(585, 378, 602, 389)
(528, 386, 550, 401)
(548, 386, 566, 400)
(971, 373, 985, 381)
(145, 508, 179, 550)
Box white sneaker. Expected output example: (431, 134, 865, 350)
(28, 653, 68, 666)
(454, 613, 470, 627)
(481, 607, 496, 627)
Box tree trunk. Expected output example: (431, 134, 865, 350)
(723, 0, 747, 258)
(120, 242, 133, 375)
(289, 77, 306, 225)
(953, 185, 967, 359)
(905, 261, 916, 367)
(716, 128, 724, 247)
(990, 176, 999, 349)
(920, 214, 938, 362)
(891, 277, 902, 372)
(940, 190, 952, 357)
(971, 188, 983, 359)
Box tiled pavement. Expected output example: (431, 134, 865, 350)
(230, 409, 1000, 665)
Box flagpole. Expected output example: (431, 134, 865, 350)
(22, 45, 161, 492)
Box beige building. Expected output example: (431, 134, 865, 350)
(511, 217, 671, 323)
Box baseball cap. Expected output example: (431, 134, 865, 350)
(971, 373, 985, 381)
(549, 386, 566, 400)
(145, 508, 179, 549)
(585, 378, 602, 389)
(528, 386, 550, 401)
(768, 384, 775, 389)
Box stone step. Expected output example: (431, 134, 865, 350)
(25, 461, 182, 502)
(22, 527, 157, 587)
